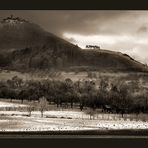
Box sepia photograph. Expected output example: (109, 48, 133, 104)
(0, 10, 148, 138)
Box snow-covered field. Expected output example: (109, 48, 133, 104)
(0, 101, 27, 108)
(0, 110, 148, 131)
(0, 101, 148, 132)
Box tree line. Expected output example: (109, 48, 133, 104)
(0, 76, 148, 117)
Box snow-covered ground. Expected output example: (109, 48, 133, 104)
(0, 100, 148, 131)
(0, 101, 28, 108)
(0, 110, 148, 131)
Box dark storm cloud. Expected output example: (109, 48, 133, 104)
(0, 10, 129, 36)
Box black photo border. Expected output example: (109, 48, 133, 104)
(0, 0, 148, 10)
(0, 0, 148, 147)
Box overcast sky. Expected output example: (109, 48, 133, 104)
(0, 10, 148, 64)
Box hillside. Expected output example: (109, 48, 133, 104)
(0, 15, 148, 73)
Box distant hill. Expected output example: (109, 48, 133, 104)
(0, 15, 148, 73)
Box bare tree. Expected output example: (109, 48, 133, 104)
(27, 101, 35, 117)
(38, 96, 49, 117)
(85, 109, 96, 120)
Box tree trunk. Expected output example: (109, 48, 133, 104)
(41, 111, 43, 118)
(57, 103, 59, 108)
(56, 99, 60, 108)
(80, 104, 83, 111)
(71, 101, 73, 108)
(29, 111, 31, 117)
(60, 102, 62, 108)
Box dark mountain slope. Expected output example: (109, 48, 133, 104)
(0, 16, 147, 72)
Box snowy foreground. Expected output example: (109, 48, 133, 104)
(0, 110, 148, 132)
(0, 101, 27, 108)
(0, 100, 148, 132)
